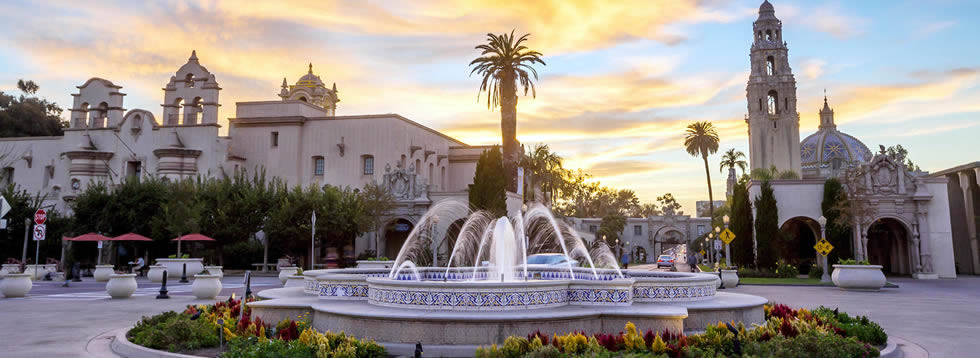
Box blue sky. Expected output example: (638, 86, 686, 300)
(1, 0, 978, 212)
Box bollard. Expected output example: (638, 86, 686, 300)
(725, 322, 741, 354)
(718, 270, 725, 290)
(244, 271, 252, 299)
(415, 342, 423, 358)
(157, 271, 170, 299)
(179, 263, 189, 283)
(72, 262, 82, 282)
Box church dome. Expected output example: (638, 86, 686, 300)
(759, 0, 774, 14)
(800, 96, 872, 171)
(296, 63, 325, 88)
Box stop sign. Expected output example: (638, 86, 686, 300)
(34, 209, 46, 225)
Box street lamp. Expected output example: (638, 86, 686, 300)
(723, 215, 731, 267)
(707, 232, 714, 266)
(817, 216, 830, 283)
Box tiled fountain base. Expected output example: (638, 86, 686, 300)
(251, 287, 766, 355)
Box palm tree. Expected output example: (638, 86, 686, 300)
(684, 121, 720, 220)
(470, 30, 546, 192)
(719, 148, 747, 176)
(520, 144, 565, 204)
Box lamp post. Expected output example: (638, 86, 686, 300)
(707, 232, 714, 266)
(723, 215, 731, 267)
(817, 216, 830, 283)
(714, 226, 721, 266)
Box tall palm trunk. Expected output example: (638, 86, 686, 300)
(702, 154, 714, 220)
(500, 71, 518, 193)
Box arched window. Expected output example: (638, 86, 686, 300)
(400, 155, 407, 168)
(440, 167, 446, 190)
(77, 102, 89, 128)
(758, 98, 763, 112)
(765, 30, 772, 41)
(767, 90, 779, 115)
(784, 97, 788, 111)
(766, 56, 775, 76)
(428, 163, 434, 184)
(313, 156, 325, 176)
(92, 102, 108, 127)
(415, 159, 421, 174)
(299, 96, 307, 102)
(171, 98, 183, 125)
(185, 73, 194, 88)
(184, 97, 202, 125)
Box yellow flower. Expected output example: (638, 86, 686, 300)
(651, 333, 667, 353)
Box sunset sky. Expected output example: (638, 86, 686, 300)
(1, 0, 978, 213)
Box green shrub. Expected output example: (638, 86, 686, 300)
(222, 337, 314, 358)
(742, 331, 879, 357)
(838, 258, 871, 265)
(775, 262, 799, 278)
(814, 307, 888, 346)
(128, 311, 219, 352)
(808, 265, 823, 279)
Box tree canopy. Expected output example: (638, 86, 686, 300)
(0, 79, 68, 137)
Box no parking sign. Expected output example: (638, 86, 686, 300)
(33, 224, 46, 241)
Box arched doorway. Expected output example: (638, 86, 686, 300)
(437, 218, 465, 267)
(779, 216, 819, 273)
(384, 218, 414, 260)
(632, 246, 648, 264)
(654, 228, 686, 256)
(866, 217, 911, 275)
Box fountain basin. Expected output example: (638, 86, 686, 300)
(629, 271, 718, 302)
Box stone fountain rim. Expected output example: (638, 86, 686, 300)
(365, 277, 579, 288)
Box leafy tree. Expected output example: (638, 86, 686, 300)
(0, 79, 68, 137)
(360, 181, 397, 258)
(751, 165, 799, 180)
(469, 146, 507, 217)
(730, 180, 755, 267)
(753, 181, 779, 268)
(883, 144, 920, 171)
(596, 213, 627, 254)
(822, 178, 853, 263)
(0, 184, 51, 262)
(521, 143, 567, 204)
(154, 180, 203, 256)
(630, 203, 659, 217)
(684, 121, 720, 222)
(656, 193, 682, 216)
(470, 31, 546, 192)
(196, 170, 270, 265)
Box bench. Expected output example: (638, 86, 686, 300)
(251, 263, 279, 272)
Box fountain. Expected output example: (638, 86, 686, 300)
(249, 200, 767, 356)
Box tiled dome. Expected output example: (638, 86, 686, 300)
(800, 96, 872, 170)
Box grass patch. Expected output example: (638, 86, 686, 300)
(697, 264, 713, 272)
(739, 277, 834, 286)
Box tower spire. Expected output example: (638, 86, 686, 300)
(189, 50, 198, 61)
(308, 63, 313, 74)
(819, 90, 836, 130)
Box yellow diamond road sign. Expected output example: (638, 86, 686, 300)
(814, 238, 834, 256)
(719, 228, 736, 245)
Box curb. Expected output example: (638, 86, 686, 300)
(109, 328, 207, 358)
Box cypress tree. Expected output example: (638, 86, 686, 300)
(753, 180, 779, 268)
(469, 146, 507, 217)
(730, 180, 755, 267)
(821, 178, 853, 263)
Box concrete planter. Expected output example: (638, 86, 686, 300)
(279, 266, 299, 285)
(23, 264, 49, 280)
(721, 270, 739, 287)
(155, 258, 204, 277)
(1, 264, 21, 276)
(1, 273, 33, 297)
(106, 274, 138, 298)
(191, 274, 222, 299)
(204, 266, 223, 278)
(284, 275, 305, 288)
(832, 264, 886, 290)
(147, 265, 167, 283)
(94, 265, 115, 282)
(355, 260, 395, 270)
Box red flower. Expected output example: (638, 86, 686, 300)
(779, 318, 799, 338)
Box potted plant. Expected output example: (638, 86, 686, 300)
(204, 265, 223, 278)
(1, 263, 21, 276)
(191, 270, 222, 299)
(94, 264, 115, 282)
(284, 268, 305, 288)
(0, 273, 33, 298)
(719, 263, 739, 288)
(106, 272, 138, 298)
(832, 259, 886, 290)
(147, 265, 167, 283)
(356, 256, 394, 269)
(279, 266, 299, 285)
(156, 254, 204, 277)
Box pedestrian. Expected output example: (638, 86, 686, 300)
(621, 251, 629, 270)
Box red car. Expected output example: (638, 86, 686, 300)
(656, 255, 674, 268)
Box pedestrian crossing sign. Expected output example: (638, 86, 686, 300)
(814, 238, 834, 256)
(719, 228, 736, 245)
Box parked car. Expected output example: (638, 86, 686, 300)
(656, 255, 674, 268)
(526, 253, 580, 267)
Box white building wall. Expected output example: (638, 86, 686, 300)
(925, 181, 956, 278)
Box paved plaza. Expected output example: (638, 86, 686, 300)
(1, 274, 976, 357)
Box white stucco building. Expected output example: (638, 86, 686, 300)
(743, 1, 956, 279)
(0, 51, 489, 258)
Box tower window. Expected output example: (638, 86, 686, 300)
(271, 132, 279, 147)
(765, 30, 772, 41)
(766, 56, 775, 76)
(313, 156, 324, 176)
(767, 90, 779, 115)
(758, 98, 763, 112)
(185, 73, 194, 88)
(784, 97, 788, 111)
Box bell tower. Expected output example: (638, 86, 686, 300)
(746, 0, 801, 173)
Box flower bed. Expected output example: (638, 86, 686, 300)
(127, 297, 386, 357)
(474, 303, 885, 357)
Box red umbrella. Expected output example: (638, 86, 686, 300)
(172, 234, 216, 256)
(65, 233, 111, 242)
(64, 233, 112, 264)
(112, 233, 154, 242)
